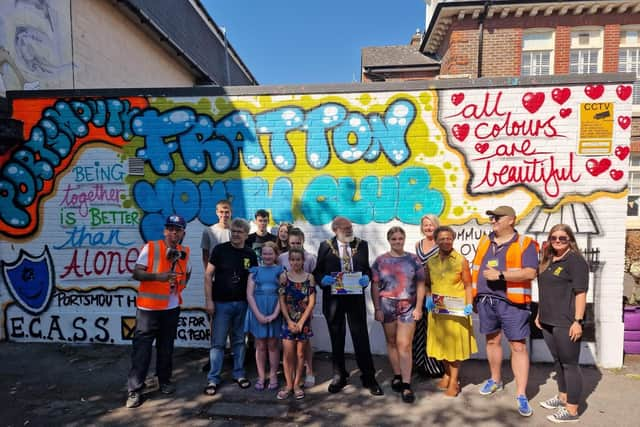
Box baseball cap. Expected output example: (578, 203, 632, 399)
(486, 206, 516, 217)
(165, 215, 186, 229)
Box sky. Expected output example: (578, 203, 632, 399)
(201, 0, 428, 85)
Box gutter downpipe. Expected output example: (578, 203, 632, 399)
(477, 1, 491, 78)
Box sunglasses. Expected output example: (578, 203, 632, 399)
(549, 236, 569, 243)
(489, 215, 504, 222)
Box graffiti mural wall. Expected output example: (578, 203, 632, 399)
(0, 77, 632, 366)
(0, 0, 73, 95)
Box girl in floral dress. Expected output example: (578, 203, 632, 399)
(277, 248, 316, 400)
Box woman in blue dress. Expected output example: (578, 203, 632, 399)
(246, 241, 283, 390)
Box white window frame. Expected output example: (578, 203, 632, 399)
(620, 26, 640, 106)
(521, 30, 554, 76)
(630, 154, 640, 196)
(570, 27, 603, 74)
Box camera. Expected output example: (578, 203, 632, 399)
(166, 248, 187, 263)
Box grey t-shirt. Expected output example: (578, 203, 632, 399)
(200, 224, 231, 251)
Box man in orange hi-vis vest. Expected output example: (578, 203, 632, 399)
(471, 206, 539, 418)
(126, 215, 191, 409)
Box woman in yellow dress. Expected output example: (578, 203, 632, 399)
(425, 226, 478, 397)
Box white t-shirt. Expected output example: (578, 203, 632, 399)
(136, 243, 192, 310)
(200, 224, 231, 251)
(278, 250, 317, 274)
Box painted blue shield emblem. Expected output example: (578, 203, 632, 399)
(1, 246, 55, 315)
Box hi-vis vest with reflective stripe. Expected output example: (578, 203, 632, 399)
(471, 234, 538, 305)
(137, 240, 190, 310)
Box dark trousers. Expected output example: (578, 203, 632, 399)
(541, 323, 583, 405)
(323, 293, 376, 383)
(128, 307, 180, 392)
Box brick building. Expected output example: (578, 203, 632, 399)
(364, 2, 640, 265)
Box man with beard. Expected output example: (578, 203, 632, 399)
(313, 216, 383, 396)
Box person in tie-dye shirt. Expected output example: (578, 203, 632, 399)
(371, 226, 426, 403)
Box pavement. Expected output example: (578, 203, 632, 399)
(2, 341, 640, 427)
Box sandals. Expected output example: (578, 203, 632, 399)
(203, 382, 217, 396)
(268, 375, 279, 390)
(391, 375, 403, 393)
(276, 389, 293, 400)
(235, 377, 251, 389)
(255, 379, 265, 391)
(294, 388, 305, 400)
(437, 375, 450, 391)
(444, 382, 461, 397)
(401, 383, 415, 403)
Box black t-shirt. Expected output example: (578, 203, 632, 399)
(246, 232, 277, 264)
(537, 251, 589, 327)
(209, 242, 258, 302)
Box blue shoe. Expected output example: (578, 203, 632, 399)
(479, 379, 503, 395)
(517, 394, 533, 417)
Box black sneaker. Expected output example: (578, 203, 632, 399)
(159, 382, 176, 395)
(126, 391, 142, 408)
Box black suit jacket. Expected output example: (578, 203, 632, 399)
(313, 236, 371, 288)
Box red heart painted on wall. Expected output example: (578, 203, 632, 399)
(522, 92, 545, 113)
(551, 88, 571, 105)
(610, 169, 624, 181)
(585, 158, 611, 176)
(618, 116, 631, 130)
(559, 108, 572, 118)
(451, 93, 465, 106)
(475, 143, 489, 154)
(615, 146, 630, 161)
(616, 85, 632, 101)
(452, 123, 470, 142)
(585, 84, 604, 100)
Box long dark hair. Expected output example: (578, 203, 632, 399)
(538, 224, 584, 273)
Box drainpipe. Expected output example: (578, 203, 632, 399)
(477, 1, 491, 77)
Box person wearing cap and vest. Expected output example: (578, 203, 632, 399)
(471, 206, 539, 418)
(126, 215, 191, 409)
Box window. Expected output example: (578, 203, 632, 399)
(629, 154, 640, 203)
(570, 29, 602, 74)
(619, 28, 640, 104)
(521, 31, 554, 76)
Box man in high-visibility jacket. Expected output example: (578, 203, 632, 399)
(126, 215, 191, 409)
(471, 206, 539, 418)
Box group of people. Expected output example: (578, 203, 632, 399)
(125, 201, 590, 424)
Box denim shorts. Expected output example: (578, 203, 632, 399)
(380, 297, 415, 324)
(477, 295, 530, 340)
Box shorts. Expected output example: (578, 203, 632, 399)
(380, 297, 415, 324)
(477, 295, 530, 340)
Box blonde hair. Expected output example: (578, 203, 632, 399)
(538, 224, 584, 273)
(261, 241, 280, 257)
(420, 214, 440, 235)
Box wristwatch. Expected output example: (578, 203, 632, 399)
(574, 318, 584, 326)
(498, 271, 505, 281)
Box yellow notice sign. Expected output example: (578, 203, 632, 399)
(578, 102, 614, 155)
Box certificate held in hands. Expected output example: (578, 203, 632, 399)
(331, 271, 363, 295)
(431, 294, 466, 317)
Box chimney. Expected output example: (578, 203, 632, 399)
(410, 28, 422, 47)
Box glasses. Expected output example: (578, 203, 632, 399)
(549, 236, 569, 243)
(489, 215, 504, 222)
